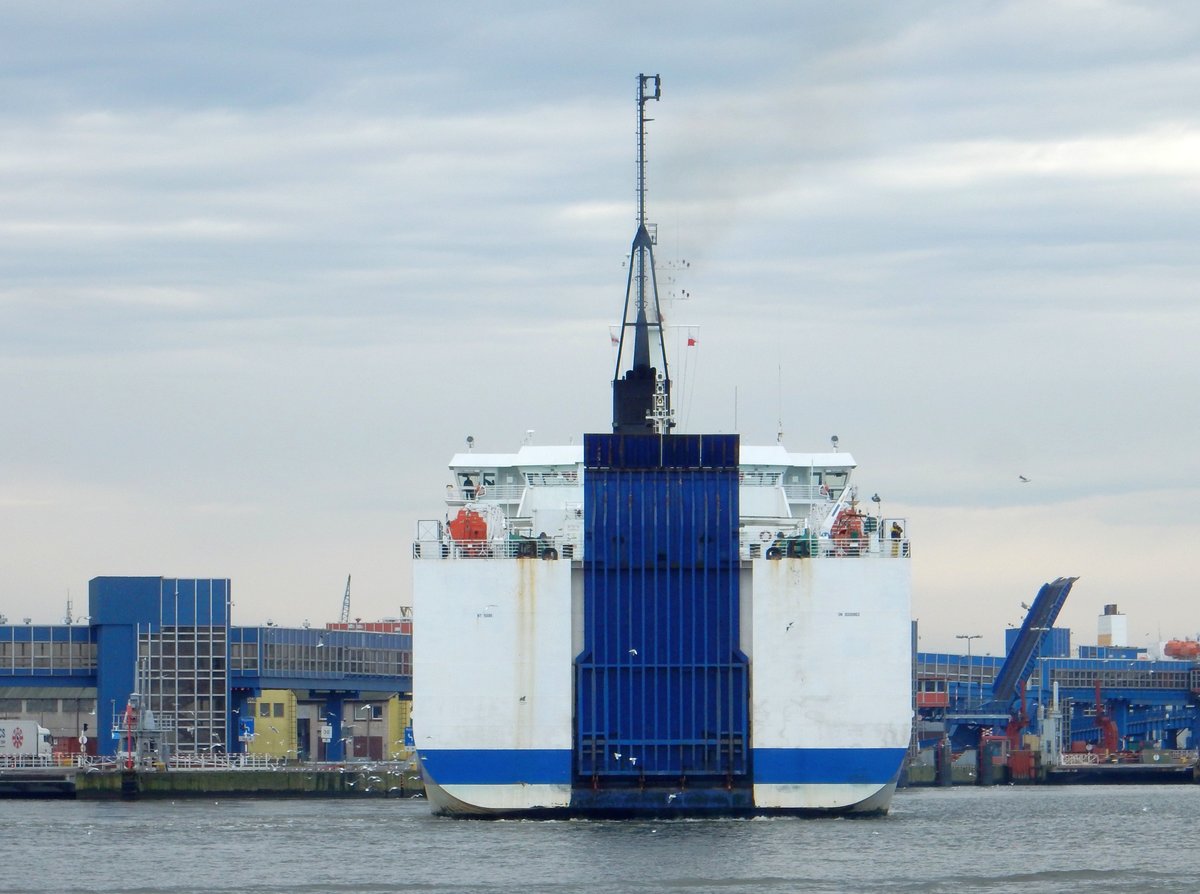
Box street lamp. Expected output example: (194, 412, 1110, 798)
(956, 634, 982, 708)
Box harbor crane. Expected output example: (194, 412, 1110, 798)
(339, 575, 352, 625)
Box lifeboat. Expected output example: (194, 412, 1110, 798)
(448, 507, 489, 557)
(829, 509, 867, 555)
(1164, 639, 1200, 660)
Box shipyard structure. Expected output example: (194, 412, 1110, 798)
(0, 576, 412, 766)
(913, 590, 1200, 784)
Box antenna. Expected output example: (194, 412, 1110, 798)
(776, 362, 784, 444)
(612, 73, 672, 434)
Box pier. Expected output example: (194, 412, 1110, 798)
(0, 756, 424, 800)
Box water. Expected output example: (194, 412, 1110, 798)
(6, 786, 1200, 893)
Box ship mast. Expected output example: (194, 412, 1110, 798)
(612, 73, 672, 434)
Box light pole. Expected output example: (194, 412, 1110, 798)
(956, 634, 982, 709)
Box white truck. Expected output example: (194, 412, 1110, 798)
(0, 718, 54, 762)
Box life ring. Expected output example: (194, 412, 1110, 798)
(759, 531, 771, 541)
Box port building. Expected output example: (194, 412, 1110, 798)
(0, 577, 411, 762)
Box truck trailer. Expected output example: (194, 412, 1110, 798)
(0, 719, 54, 762)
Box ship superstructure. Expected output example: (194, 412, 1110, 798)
(412, 75, 912, 816)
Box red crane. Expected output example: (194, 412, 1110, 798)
(1006, 680, 1030, 753)
(1094, 680, 1119, 755)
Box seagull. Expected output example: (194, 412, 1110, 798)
(1018, 475, 1031, 483)
(666, 792, 678, 803)
(629, 756, 637, 766)
(786, 622, 794, 632)
(628, 648, 638, 656)
(613, 751, 622, 761)
(519, 696, 526, 703)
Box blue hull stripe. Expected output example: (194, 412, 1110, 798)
(752, 747, 906, 784)
(420, 749, 572, 785)
(421, 747, 904, 786)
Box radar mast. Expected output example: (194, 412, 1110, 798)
(612, 73, 672, 434)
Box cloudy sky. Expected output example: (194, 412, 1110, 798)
(2, 1, 1197, 654)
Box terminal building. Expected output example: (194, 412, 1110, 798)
(0, 577, 412, 762)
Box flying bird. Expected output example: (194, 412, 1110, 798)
(628, 648, 638, 656)
(1018, 475, 1030, 483)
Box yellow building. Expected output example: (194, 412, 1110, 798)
(246, 690, 298, 760)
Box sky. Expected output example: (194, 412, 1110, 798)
(2, 1, 1198, 654)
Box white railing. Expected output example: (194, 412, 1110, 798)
(1057, 750, 1197, 767)
(412, 535, 578, 561)
(524, 472, 580, 487)
(740, 533, 911, 560)
(413, 532, 911, 562)
(167, 753, 281, 770)
(454, 484, 525, 502)
(0, 754, 59, 770)
(782, 484, 825, 501)
(739, 471, 782, 487)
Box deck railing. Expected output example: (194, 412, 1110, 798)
(413, 530, 910, 561)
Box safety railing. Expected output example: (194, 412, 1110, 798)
(412, 535, 576, 561)
(0, 754, 58, 769)
(740, 533, 911, 560)
(167, 753, 281, 770)
(453, 484, 526, 503)
(1057, 749, 1198, 767)
(781, 484, 826, 501)
(414, 533, 912, 561)
(1057, 752, 1100, 766)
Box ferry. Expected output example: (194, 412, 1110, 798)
(412, 74, 912, 816)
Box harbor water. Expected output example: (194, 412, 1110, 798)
(6, 785, 1200, 893)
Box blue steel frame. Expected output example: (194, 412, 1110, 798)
(576, 433, 748, 784)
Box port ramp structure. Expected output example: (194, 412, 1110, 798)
(979, 576, 1077, 714)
